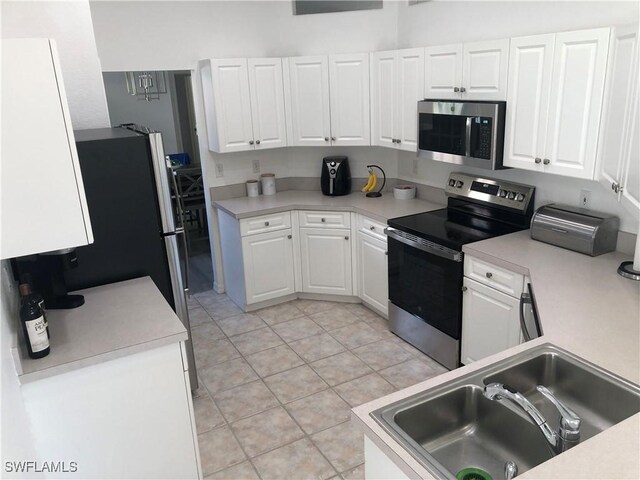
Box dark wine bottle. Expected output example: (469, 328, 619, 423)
(19, 283, 50, 359)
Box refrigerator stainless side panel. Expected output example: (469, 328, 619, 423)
(148, 132, 176, 234)
(165, 233, 198, 390)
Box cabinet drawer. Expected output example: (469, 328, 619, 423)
(298, 210, 351, 228)
(240, 212, 291, 236)
(357, 215, 387, 242)
(464, 255, 524, 297)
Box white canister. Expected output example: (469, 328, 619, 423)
(261, 173, 276, 196)
(246, 179, 259, 197)
(393, 185, 417, 200)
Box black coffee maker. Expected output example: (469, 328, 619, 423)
(13, 249, 85, 309)
(321, 156, 351, 196)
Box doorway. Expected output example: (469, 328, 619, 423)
(102, 70, 213, 294)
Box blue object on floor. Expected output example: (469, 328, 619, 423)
(168, 152, 190, 166)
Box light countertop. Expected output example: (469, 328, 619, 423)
(212, 190, 444, 223)
(13, 277, 188, 384)
(352, 231, 640, 480)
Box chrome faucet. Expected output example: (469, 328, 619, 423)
(484, 383, 581, 455)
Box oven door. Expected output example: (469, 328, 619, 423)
(386, 229, 463, 340)
(417, 100, 504, 169)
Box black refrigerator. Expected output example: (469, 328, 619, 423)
(67, 125, 198, 390)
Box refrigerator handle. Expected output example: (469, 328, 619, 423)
(176, 227, 190, 296)
(168, 166, 187, 233)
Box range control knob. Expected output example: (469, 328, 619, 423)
(508, 192, 516, 200)
(456, 180, 464, 188)
(448, 179, 456, 187)
(499, 189, 508, 198)
(516, 193, 525, 202)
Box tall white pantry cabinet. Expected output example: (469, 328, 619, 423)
(1, 39, 93, 260)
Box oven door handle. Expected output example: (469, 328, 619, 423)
(384, 227, 462, 262)
(465, 116, 472, 158)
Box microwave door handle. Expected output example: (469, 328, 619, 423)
(465, 117, 472, 157)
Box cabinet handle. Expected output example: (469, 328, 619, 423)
(256, 140, 261, 145)
(535, 157, 542, 164)
(543, 158, 550, 165)
(264, 221, 270, 226)
(397, 139, 401, 144)
(287, 234, 292, 239)
(385, 251, 388, 256)
(370, 225, 375, 230)
(454, 87, 460, 92)
(462, 286, 468, 292)
(612, 182, 617, 191)
(460, 87, 466, 93)
(486, 272, 493, 279)
(331, 136, 336, 141)
(613, 183, 623, 194)
(344, 236, 349, 240)
(324, 137, 329, 142)
(249, 140, 254, 145)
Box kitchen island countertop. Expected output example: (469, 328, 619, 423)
(212, 190, 444, 223)
(13, 277, 188, 384)
(352, 230, 640, 479)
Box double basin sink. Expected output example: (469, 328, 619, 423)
(371, 344, 640, 480)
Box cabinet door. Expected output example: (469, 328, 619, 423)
(620, 85, 640, 215)
(329, 53, 371, 146)
(544, 28, 610, 179)
(1, 39, 93, 259)
(462, 39, 509, 100)
(205, 59, 254, 153)
(461, 277, 521, 365)
(503, 34, 555, 172)
(286, 56, 332, 146)
(424, 44, 463, 100)
(300, 228, 352, 295)
(396, 48, 425, 151)
(597, 25, 639, 194)
(248, 58, 287, 150)
(242, 229, 295, 304)
(357, 232, 388, 315)
(370, 50, 397, 149)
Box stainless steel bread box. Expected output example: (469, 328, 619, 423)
(530, 204, 619, 256)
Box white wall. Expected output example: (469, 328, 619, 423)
(1, 0, 110, 130)
(102, 72, 181, 154)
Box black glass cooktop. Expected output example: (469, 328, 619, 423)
(388, 207, 526, 251)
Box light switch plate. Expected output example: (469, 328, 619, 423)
(252, 159, 260, 174)
(579, 189, 591, 208)
(216, 163, 224, 178)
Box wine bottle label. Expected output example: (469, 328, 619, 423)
(25, 315, 49, 353)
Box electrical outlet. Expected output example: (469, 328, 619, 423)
(579, 189, 591, 208)
(252, 159, 260, 174)
(412, 158, 418, 175)
(215, 163, 224, 178)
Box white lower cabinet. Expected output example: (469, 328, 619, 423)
(357, 230, 388, 315)
(460, 256, 524, 365)
(300, 227, 353, 295)
(242, 228, 295, 304)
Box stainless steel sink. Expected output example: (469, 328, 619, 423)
(371, 344, 640, 479)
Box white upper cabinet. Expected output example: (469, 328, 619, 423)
(424, 44, 463, 100)
(462, 39, 510, 100)
(285, 54, 370, 147)
(248, 58, 287, 150)
(504, 27, 610, 179)
(1, 39, 93, 260)
(504, 34, 555, 172)
(284, 56, 332, 146)
(425, 40, 508, 100)
(329, 53, 370, 146)
(544, 28, 610, 178)
(201, 57, 287, 153)
(597, 24, 639, 214)
(371, 48, 424, 151)
(201, 58, 254, 153)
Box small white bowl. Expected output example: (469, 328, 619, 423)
(393, 185, 416, 200)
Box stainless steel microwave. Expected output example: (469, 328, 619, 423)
(418, 100, 507, 170)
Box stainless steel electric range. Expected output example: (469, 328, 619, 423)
(385, 172, 536, 370)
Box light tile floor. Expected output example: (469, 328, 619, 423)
(189, 291, 448, 479)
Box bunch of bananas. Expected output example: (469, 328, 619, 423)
(361, 171, 378, 193)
